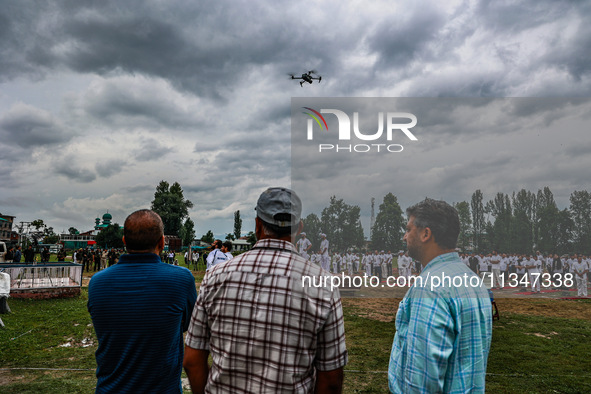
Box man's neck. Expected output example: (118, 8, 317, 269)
(420, 248, 456, 267)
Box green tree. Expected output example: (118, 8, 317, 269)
(556, 208, 574, 255)
(43, 227, 60, 244)
(536, 187, 559, 253)
(486, 193, 513, 252)
(151, 180, 194, 236)
(511, 189, 536, 254)
(471, 190, 485, 253)
(201, 230, 215, 244)
(233, 210, 242, 239)
(371, 193, 404, 252)
(569, 190, 591, 254)
(246, 231, 257, 246)
(321, 196, 365, 252)
(30, 219, 46, 245)
(225, 233, 235, 241)
(68, 227, 79, 235)
(302, 213, 322, 251)
(454, 201, 472, 252)
(95, 224, 124, 249)
(179, 218, 196, 247)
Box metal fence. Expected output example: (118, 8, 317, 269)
(0, 262, 83, 290)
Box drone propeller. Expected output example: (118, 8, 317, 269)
(318, 76, 322, 83)
(308, 70, 318, 75)
(287, 73, 297, 79)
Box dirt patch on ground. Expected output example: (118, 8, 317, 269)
(0, 370, 25, 386)
(342, 297, 591, 322)
(495, 298, 591, 320)
(342, 298, 400, 322)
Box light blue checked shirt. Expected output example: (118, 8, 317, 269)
(389, 252, 492, 393)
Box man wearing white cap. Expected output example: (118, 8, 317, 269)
(319, 233, 330, 272)
(296, 232, 312, 260)
(184, 187, 347, 393)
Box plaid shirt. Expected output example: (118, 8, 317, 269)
(389, 252, 492, 393)
(186, 238, 348, 393)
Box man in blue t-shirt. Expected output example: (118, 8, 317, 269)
(88, 209, 197, 393)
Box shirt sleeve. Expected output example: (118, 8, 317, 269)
(185, 274, 211, 350)
(182, 271, 198, 332)
(389, 294, 455, 393)
(314, 290, 348, 371)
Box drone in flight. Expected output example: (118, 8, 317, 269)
(290, 70, 322, 87)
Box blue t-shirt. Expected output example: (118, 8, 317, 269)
(88, 253, 197, 393)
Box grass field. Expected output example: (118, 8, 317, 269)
(2, 260, 591, 393)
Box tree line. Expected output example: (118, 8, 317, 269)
(469, 187, 591, 255)
(302, 186, 591, 256)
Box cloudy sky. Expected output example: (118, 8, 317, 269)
(1, 0, 590, 239)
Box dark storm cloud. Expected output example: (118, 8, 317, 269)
(0, 0, 361, 98)
(82, 80, 206, 130)
(133, 138, 176, 162)
(0, 104, 72, 148)
(55, 160, 97, 183)
(95, 160, 127, 178)
(565, 142, 591, 158)
(368, 6, 446, 69)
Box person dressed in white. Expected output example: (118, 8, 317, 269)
(222, 241, 234, 261)
(524, 255, 541, 293)
(489, 251, 502, 290)
(206, 240, 228, 270)
(573, 256, 588, 297)
(319, 233, 330, 272)
(296, 232, 312, 260)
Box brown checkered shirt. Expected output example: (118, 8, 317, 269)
(185, 238, 348, 393)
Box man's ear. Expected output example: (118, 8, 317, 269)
(420, 227, 432, 243)
(122, 236, 126, 246)
(157, 235, 165, 252)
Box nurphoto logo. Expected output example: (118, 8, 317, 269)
(302, 107, 418, 153)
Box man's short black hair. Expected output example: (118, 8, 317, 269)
(222, 241, 233, 252)
(123, 209, 164, 251)
(406, 198, 459, 250)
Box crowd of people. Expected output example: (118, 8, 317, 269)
(296, 233, 590, 297)
(86, 188, 494, 393)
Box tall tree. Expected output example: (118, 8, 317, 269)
(302, 213, 322, 252)
(511, 189, 535, 254)
(536, 187, 559, 253)
(68, 227, 79, 235)
(201, 230, 215, 244)
(556, 208, 574, 255)
(233, 210, 242, 239)
(95, 224, 124, 249)
(471, 190, 485, 253)
(569, 190, 591, 254)
(321, 196, 365, 252)
(371, 193, 405, 252)
(179, 218, 196, 247)
(486, 193, 513, 252)
(151, 180, 194, 236)
(454, 201, 472, 252)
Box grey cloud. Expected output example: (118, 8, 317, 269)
(95, 159, 127, 178)
(0, 104, 72, 148)
(55, 161, 97, 183)
(133, 138, 176, 162)
(369, 7, 446, 69)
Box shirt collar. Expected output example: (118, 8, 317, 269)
(422, 251, 460, 272)
(117, 253, 162, 264)
(252, 238, 298, 253)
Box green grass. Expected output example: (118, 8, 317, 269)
(2, 285, 591, 392)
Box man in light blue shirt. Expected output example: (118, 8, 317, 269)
(389, 199, 492, 393)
